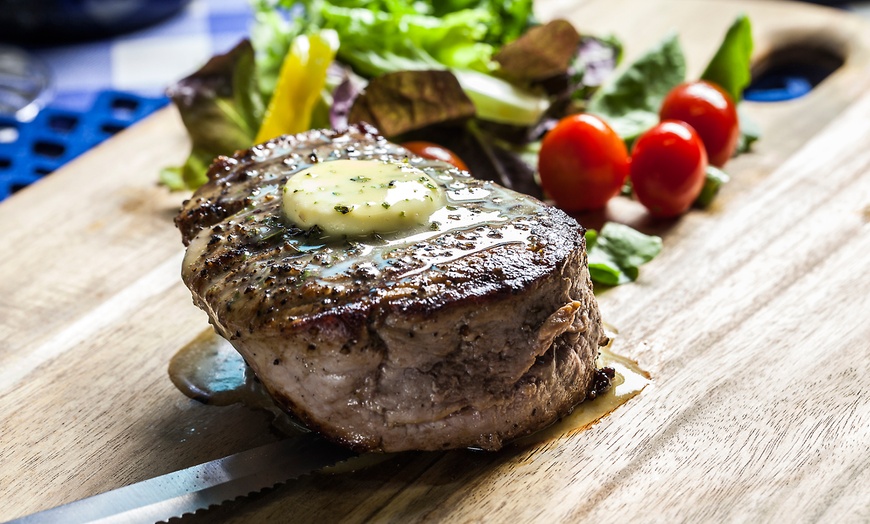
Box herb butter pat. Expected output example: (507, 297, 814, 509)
(283, 159, 446, 236)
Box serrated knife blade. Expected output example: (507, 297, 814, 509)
(6, 434, 356, 524)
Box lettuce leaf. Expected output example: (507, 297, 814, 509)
(252, 0, 547, 127)
(163, 40, 261, 190)
(431, 0, 534, 45)
(258, 0, 524, 77)
(568, 35, 623, 101)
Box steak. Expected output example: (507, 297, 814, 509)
(176, 124, 607, 452)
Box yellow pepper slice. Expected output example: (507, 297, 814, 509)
(255, 30, 339, 143)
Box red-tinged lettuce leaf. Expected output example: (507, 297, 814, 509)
(167, 40, 260, 162)
(164, 40, 266, 190)
(348, 70, 476, 137)
(328, 63, 367, 131)
(516, 35, 623, 144)
(570, 35, 623, 97)
(494, 19, 581, 82)
(330, 79, 358, 130)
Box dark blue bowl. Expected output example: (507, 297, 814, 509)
(0, 0, 190, 44)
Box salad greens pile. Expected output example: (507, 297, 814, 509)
(162, 0, 756, 287)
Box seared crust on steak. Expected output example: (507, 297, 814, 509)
(177, 124, 607, 452)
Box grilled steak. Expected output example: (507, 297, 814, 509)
(176, 124, 607, 452)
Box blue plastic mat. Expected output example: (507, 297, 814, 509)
(0, 91, 167, 201)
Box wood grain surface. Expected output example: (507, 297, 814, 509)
(2, 0, 870, 521)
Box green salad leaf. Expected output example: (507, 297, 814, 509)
(313, 5, 494, 76)
(736, 105, 761, 154)
(586, 222, 663, 286)
(695, 165, 731, 209)
(159, 152, 212, 191)
(163, 40, 260, 190)
(701, 14, 753, 103)
(587, 33, 686, 143)
(251, 1, 305, 96)
(252, 0, 548, 128)
(431, 0, 534, 45)
(256, 0, 534, 79)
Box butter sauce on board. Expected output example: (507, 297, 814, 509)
(168, 326, 649, 449)
(510, 328, 650, 448)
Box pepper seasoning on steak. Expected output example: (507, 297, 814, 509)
(176, 124, 607, 452)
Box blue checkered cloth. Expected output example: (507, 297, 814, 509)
(36, 0, 255, 111)
(0, 0, 254, 201)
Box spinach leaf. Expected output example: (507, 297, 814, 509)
(585, 222, 662, 286)
(701, 14, 753, 103)
(735, 105, 761, 154)
(694, 165, 731, 209)
(587, 33, 686, 143)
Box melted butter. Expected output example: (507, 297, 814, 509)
(396, 224, 531, 279)
(312, 182, 531, 284)
(168, 330, 308, 436)
(510, 326, 650, 448)
(182, 161, 538, 290)
(168, 330, 272, 409)
(282, 159, 446, 237)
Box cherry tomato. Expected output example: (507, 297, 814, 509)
(537, 114, 629, 211)
(659, 80, 740, 167)
(401, 141, 469, 171)
(630, 120, 708, 217)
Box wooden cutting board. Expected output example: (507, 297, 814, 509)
(3, 0, 870, 521)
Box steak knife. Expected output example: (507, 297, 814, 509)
(6, 434, 355, 524)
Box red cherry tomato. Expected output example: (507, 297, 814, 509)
(537, 113, 629, 211)
(659, 80, 740, 167)
(630, 120, 708, 217)
(401, 141, 469, 171)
